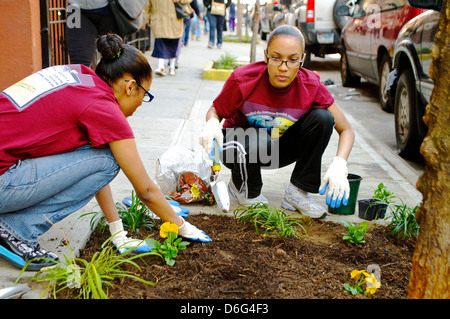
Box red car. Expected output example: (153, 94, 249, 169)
(337, 0, 425, 112)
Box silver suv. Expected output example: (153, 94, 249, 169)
(294, 0, 349, 68)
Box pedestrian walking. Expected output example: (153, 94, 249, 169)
(0, 33, 211, 271)
(203, 0, 231, 49)
(199, 25, 355, 219)
(66, 0, 120, 66)
(229, 1, 236, 32)
(144, 0, 193, 76)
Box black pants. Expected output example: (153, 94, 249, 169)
(66, 10, 119, 66)
(221, 108, 334, 198)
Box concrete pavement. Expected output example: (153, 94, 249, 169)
(0, 30, 423, 299)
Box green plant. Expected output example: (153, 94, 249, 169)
(82, 191, 160, 233)
(372, 183, 395, 204)
(17, 237, 160, 299)
(386, 201, 420, 239)
(341, 220, 369, 244)
(214, 51, 238, 70)
(343, 269, 381, 296)
(145, 222, 190, 266)
(234, 202, 307, 238)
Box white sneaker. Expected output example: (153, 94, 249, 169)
(281, 182, 327, 218)
(228, 178, 268, 205)
(155, 68, 166, 76)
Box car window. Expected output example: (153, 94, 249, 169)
(380, 0, 406, 12)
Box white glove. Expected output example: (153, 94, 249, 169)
(199, 118, 223, 155)
(319, 156, 349, 208)
(108, 220, 151, 253)
(178, 219, 212, 242)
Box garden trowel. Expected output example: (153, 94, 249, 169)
(210, 139, 230, 213)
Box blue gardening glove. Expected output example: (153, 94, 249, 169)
(168, 200, 189, 218)
(319, 157, 349, 208)
(108, 220, 152, 254)
(122, 197, 189, 218)
(178, 219, 212, 242)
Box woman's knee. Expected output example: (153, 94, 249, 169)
(307, 108, 335, 129)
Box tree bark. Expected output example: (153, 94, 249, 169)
(408, 0, 450, 299)
(250, 0, 260, 63)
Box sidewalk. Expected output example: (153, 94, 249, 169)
(0, 30, 423, 298)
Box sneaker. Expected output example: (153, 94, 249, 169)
(228, 178, 268, 205)
(0, 226, 58, 271)
(169, 68, 176, 76)
(281, 183, 327, 218)
(155, 68, 166, 76)
(217, 44, 222, 49)
(207, 43, 213, 49)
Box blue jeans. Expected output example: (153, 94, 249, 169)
(207, 11, 225, 46)
(0, 148, 120, 246)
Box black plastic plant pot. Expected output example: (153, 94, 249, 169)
(358, 199, 388, 221)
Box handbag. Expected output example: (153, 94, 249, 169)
(175, 2, 193, 20)
(211, 0, 226, 16)
(109, 0, 147, 37)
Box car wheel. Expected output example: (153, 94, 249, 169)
(340, 47, 360, 87)
(394, 69, 423, 159)
(303, 51, 311, 70)
(378, 54, 393, 113)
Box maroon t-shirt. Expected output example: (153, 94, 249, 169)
(0, 64, 134, 175)
(213, 61, 334, 137)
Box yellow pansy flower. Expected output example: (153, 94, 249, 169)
(365, 274, 381, 294)
(190, 184, 200, 199)
(350, 269, 369, 278)
(160, 222, 179, 238)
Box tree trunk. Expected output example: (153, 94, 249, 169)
(236, 0, 242, 39)
(408, 1, 450, 299)
(250, 0, 260, 63)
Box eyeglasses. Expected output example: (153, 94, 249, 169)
(125, 80, 154, 103)
(265, 50, 305, 68)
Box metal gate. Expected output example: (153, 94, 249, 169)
(40, 0, 151, 69)
(40, 0, 69, 68)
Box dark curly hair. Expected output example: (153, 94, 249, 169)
(95, 33, 152, 86)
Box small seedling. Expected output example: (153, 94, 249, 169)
(234, 202, 307, 238)
(386, 200, 420, 239)
(342, 220, 369, 244)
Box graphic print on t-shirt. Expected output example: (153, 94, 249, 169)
(243, 101, 308, 138)
(2, 66, 81, 111)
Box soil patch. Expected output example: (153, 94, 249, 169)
(63, 213, 415, 299)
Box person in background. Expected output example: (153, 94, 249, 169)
(144, 0, 193, 76)
(203, 0, 231, 49)
(190, 10, 203, 41)
(181, 0, 201, 46)
(0, 34, 211, 271)
(229, 1, 236, 32)
(199, 25, 355, 219)
(66, 0, 119, 66)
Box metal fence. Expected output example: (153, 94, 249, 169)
(40, 0, 151, 68)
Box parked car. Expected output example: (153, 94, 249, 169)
(337, 0, 426, 112)
(296, 0, 348, 69)
(386, 0, 441, 159)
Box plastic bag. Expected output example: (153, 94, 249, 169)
(155, 146, 214, 204)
